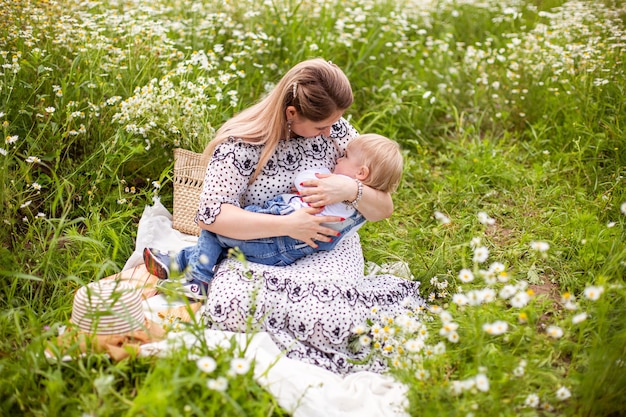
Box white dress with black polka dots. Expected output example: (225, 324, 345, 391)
(198, 118, 425, 374)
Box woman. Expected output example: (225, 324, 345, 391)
(197, 58, 425, 374)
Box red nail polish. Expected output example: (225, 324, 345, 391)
(340, 217, 345, 221)
(300, 182, 304, 187)
(336, 232, 341, 237)
(329, 238, 333, 242)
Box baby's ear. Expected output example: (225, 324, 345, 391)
(356, 165, 370, 181)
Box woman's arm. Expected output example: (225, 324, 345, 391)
(199, 203, 343, 248)
(298, 173, 393, 222)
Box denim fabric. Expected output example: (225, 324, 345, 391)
(217, 209, 365, 266)
(175, 197, 365, 284)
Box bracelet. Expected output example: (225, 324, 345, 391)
(345, 178, 363, 209)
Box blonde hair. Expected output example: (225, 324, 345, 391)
(202, 58, 353, 182)
(349, 134, 404, 193)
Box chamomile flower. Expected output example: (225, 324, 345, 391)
(546, 325, 564, 339)
(474, 373, 490, 392)
(458, 269, 474, 283)
(404, 338, 424, 352)
(556, 386, 571, 401)
(483, 320, 508, 335)
(207, 376, 228, 391)
(452, 293, 469, 306)
(230, 357, 251, 375)
(477, 211, 496, 225)
(473, 246, 489, 263)
(509, 291, 530, 308)
(583, 285, 604, 301)
(530, 241, 550, 252)
(434, 211, 451, 224)
(359, 334, 372, 347)
(439, 321, 459, 336)
(415, 368, 430, 380)
(621, 202, 626, 215)
(524, 393, 540, 408)
(572, 312, 588, 324)
(196, 356, 217, 373)
(352, 323, 367, 335)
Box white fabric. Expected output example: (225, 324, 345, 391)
(125, 200, 409, 417)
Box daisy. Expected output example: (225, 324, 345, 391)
(230, 357, 251, 375)
(447, 331, 460, 343)
(433, 342, 446, 354)
(458, 269, 474, 283)
(207, 376, 228, 391)
(621, 202, 626, 215)
(196, 356, 217, 373)
(404, 338, 424, 352)
(434, 211, 451, 224)
(509, 291, 530, 308)
(530, 241, 550, 252)
(359, 335, 372, 347)
(452, 293, 469, 306)
(415, 368, 430, 380)
(572, 312, 588, 324)
(546, 325, 564, 339)
(556, 386, 571, 401)
(352, 323, 368, 335)
(583, 285, 604, 301)
(499, 285, 517, 299)
(524, 393, 540, 408)
(475, 374, 490, 392)
(483, 320, 508, 335)
(473, 246, 489, 263)
(477, 211, 496, 225)
(489, 262, 505, 273)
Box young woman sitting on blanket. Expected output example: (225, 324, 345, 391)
(143, 133, 404, 300)
(155, 58, 425, 374)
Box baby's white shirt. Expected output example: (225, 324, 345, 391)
(281, 168, 363, 236)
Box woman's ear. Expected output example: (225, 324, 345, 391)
(285, 106, 297, 121)
(355, 165, 370, 181)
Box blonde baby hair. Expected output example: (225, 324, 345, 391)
(348, 134, 403, 193)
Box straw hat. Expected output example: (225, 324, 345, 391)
(70, 280, 146, 335)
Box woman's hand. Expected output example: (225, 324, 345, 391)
(298, 173, 356, 207)
(298, 173, 394, 221)
(284, 207, 343, 248)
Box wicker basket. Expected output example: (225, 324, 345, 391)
(172, 148, 208, 236)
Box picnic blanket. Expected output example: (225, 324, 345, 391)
(121, 200, 410, 417)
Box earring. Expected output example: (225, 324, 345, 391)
(287, 119, 292, 139)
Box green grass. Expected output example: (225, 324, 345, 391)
(1, 0, 625, 415)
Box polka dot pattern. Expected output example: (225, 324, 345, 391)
(199, 118, 426, 374)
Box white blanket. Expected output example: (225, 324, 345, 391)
(124, 200, 409, 417)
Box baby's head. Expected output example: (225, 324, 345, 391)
(335, 134, 404, 193)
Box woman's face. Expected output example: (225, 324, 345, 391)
(288, 109, 344, 138)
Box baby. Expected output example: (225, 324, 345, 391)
(144, 133, 404, 300)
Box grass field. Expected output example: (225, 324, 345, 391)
(1, 0, 625, 415)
